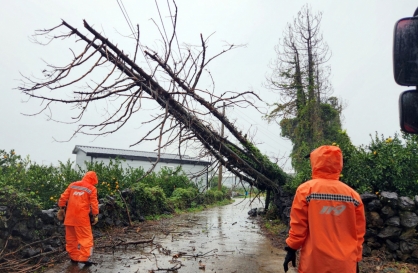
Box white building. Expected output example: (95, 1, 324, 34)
(72, 145, 210, 185)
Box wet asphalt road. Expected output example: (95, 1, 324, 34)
(45, 198, 297, 273)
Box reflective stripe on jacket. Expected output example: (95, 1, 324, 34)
(286, 145, 366, 273)
(58, 171, 99, 226)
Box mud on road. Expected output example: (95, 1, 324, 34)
(45, 198, 295, 273)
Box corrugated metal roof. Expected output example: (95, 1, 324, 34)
(72, 145, 210, 165)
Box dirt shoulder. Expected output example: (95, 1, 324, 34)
(257, 217, 418, 273)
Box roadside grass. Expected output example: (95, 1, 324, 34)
(264, 219, 287, 236)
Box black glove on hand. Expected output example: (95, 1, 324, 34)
(356, 262, 359, 273)
(283, 246, 296, 272)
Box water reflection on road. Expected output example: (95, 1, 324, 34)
(47, 198, 295, 273)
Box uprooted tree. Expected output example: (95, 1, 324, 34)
(18, 4, 287, 211)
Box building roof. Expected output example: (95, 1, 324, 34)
(72, 145, 211, 166)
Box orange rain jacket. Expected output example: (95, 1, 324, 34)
(58, 171, 99, 226)
(286, 145, 366, 273)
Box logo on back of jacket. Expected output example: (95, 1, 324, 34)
(73, 191, 85, 196)
(320, 205, 346, 216)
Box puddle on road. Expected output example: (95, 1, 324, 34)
(46, 198, 296, 273)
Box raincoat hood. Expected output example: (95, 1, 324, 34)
(82, 171, 98, 185)
(310, 145, 342, 180)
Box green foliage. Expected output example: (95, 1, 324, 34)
(0, 185, 41, 217)
(265, 5, 347, 178)
(0, 150, 230, 214)
(83, 159, 196, 199)
(168, 187, 198, 209)
(264, 219, 287, 236)
(128, 183, 168, 215)
(85, 159, 126, 198)
(263, 6, 417, 199)
(341, 132, 418, 196)
(208, 175, 219, 189)
(282, 100, 345, 175)
(286, 132, 418, 197)
(142, 166, 195, 198)
(0, 149, 82, 208)
(203, 189, 228, 204)
(284, 129, 352, 192)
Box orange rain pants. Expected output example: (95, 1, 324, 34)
(65, 225, 94, 262)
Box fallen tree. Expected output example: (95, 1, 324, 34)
(18, 3, 287, 209)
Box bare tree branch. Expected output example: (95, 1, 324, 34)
(17, 7, 287, 195)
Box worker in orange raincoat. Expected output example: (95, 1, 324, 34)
(57, 171, 99, 266)
(283, 145, 366, 273)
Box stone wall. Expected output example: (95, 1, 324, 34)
(276, 190, 418, 263)
(0, 204, 65, 258)
(2, 187, 417, 263)
(0, 185, 229, 259)
(0, 193, 145, 258)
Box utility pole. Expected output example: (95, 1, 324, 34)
(218, 102, 225, 191)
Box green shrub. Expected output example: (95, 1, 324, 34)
(0, 185, 41, 217)
(144, 167, 196, 198)
(341, 132, 418, 196)
(126, 183, 168, 216)
(168, 187, 198, 209)
(0, 148, 233, 219)
(204, 189, 226, 204)
(0, 150, 204, 210)
(285, 132, 418, 197)
(0, 149, 83, 208)
(85, 159, 125, 199)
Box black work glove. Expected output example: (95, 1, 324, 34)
(356, 262, 359, 273)
(283, 246, 296, 272)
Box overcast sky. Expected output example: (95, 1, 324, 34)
(0, 1, 416, 171)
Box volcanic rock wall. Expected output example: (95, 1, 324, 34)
(277, 191, 418, 263)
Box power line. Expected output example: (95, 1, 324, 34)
(117, 0, 136, 39)
(154, 0, 169, 46)
(116, 0, 154, 73)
